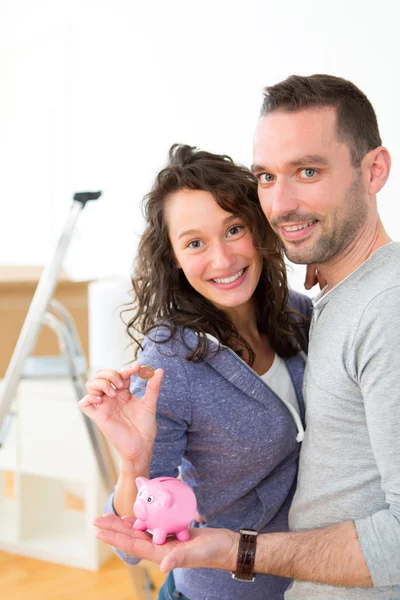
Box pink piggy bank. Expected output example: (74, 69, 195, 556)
(133, 476, 197, 545)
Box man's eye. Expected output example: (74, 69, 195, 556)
(301, 168, 317, 178)
(259, 173, 274, 183)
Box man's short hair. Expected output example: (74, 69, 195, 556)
(261, 74, 382, 166)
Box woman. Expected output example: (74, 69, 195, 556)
(79, 144, 312, 600)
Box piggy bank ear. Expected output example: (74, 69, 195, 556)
(135, 476, 149, 491)
(160, 489, 173, 509)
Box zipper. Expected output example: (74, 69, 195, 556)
(206, 334, 305, 442)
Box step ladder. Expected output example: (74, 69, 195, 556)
(0, 192, 118, 493)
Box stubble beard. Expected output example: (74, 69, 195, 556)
(277, 173, 368, 266)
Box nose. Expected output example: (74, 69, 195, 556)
(210, 241, 236, 271)
(134, 499, 147, 520)
(260, 179, 300, 219)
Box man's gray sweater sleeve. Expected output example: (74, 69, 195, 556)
(352, 287, 400, 586)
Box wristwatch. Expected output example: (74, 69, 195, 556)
(231, 528, 258, 582)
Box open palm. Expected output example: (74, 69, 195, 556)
(93, 513, 238, 574)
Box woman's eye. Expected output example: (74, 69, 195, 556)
(187, 240, 203, 249)
(227, 225, 244, 236)
(301, 168, 317, 178)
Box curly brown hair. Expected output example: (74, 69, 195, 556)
(125, 144, 307, 364)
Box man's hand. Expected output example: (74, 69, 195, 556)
(94, 515, 373, 587)
(93, 513, 239, 574)
(304, 265, 327, 290)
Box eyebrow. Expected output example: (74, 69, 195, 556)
(251, 154, 330, 174)
(178, 215, 238, 240)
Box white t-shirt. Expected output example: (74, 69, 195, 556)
(260, 354, 300, 414)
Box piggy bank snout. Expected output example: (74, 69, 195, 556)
(133, 498, 148, 520)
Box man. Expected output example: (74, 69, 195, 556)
(94, 75, 400, 599)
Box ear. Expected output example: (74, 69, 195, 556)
(364, 146, 391, 195)
(160, 489, 174, 509)
(135, 476, 149, 491)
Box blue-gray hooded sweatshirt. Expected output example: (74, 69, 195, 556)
(105, 290, 312, 600)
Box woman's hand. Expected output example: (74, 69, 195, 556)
(78, 365, 164, 466)
(93, 513, 239, 574)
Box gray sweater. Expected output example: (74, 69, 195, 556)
(105, 291, 312, 600)
(287, 243, 400, 600)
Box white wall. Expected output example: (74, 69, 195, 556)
(1, 0, 399, 293)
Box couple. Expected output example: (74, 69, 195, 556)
(79, 74, 400, 600)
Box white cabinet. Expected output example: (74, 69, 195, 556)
(0, 378, 114, 570)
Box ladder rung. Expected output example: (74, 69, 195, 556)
(22, 356, 86, 378)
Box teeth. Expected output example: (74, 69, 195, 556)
(213, 269, 244, 284)
(284, 220, 316, 232)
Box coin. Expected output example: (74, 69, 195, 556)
(138, 365, 155, 380)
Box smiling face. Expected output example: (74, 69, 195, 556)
(252, 106, 370, 265)
(164, 188, 263, 315)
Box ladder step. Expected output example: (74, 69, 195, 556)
(22, 356, 86, 378)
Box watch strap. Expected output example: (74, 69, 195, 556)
(231, 528, 258, 582)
